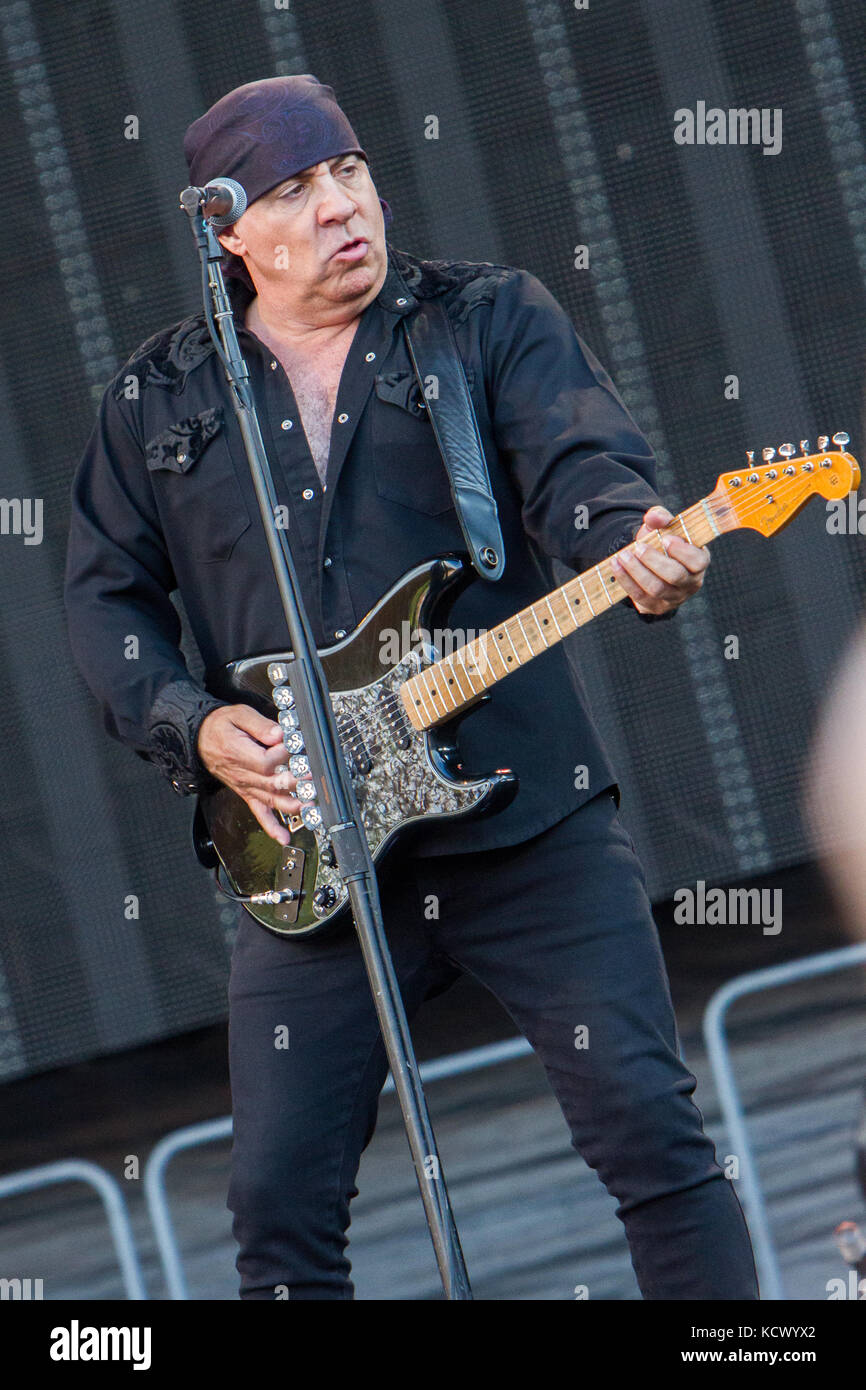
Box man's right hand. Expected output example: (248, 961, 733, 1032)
(196, 704, 301, 847)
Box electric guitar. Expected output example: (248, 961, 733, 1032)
(193, 436, 859, 938)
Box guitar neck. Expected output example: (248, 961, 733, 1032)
(400, 490, 735, 731)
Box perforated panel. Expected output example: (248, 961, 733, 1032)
(1, 0, 865, 1076)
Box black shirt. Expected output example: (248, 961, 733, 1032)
(64, 242, 673, 857)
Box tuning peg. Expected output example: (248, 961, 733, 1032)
(818, 435, 830, 451)
(832, 431, 850, 449)
(762, 447, 776, 462)
(746, 450, 755, 465)
(779, 443, 795, 460)
(799, 440, 810, 455)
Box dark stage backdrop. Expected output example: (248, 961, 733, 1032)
(2, 0, 866, 1077)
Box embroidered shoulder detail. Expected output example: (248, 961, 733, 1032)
(111, 314, 215, 402)
(388, 244, 518, 327)
(607, 518, 643, 557)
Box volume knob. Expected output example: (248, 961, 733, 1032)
(313, 884, 338, 913)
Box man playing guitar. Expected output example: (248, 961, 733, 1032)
(65, 74, 758, 1300)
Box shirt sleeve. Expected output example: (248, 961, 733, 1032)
(64, 380, 230, 794)
(483, 268, 678, 623)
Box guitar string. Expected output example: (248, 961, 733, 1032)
(405, 462, 849, 720)
(409, 475, 826, 715)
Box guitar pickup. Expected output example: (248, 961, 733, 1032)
(378, 689, 412, 749)
(337, 712, 374, 774)
(273, 844, 305, 924)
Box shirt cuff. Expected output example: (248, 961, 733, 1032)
(144, 679, 231, 795)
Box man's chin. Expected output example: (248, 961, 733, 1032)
(327, 253, 382, 294)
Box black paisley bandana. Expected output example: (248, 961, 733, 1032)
(183, 74, 393, 290)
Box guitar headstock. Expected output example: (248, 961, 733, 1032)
(712, 434, 861, 536)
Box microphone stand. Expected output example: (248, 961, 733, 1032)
(179, 186, 472, 1300)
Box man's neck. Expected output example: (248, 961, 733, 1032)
(242, 261, 388, 357)
(244, 295, 360, 358)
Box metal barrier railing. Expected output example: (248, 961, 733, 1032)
(703, 941, 866, 1302)
(17, 961, 862, 1307)
(143, 1035, 534, 1300)
(0, 1158, 148, 1299)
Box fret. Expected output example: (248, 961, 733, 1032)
(596, 563, 614, 607)
(529, 604, 550, 646)
(544, 594, 563, 637)
(455, 649, 482, 693)
(679, 516, 694, 544)
(434, 662, 460, 711)
(445, 652, 470, 701)
(515, 613, 532, 655)
(565, 581, 585, 624)
(469, 637, 494, 686)
(414, 679, 436, 725)
(701, 498, 721, 539)
(501, 622, 522, 665)
(566, 585, 584, 627)
(577, 575, 595, 615)
(486, 631, 511, 678)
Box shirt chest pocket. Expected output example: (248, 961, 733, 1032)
(372, 370, 464, 517)
(145, 406, 251, 562)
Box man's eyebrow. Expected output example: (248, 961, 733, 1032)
(273, 155, 361, 192)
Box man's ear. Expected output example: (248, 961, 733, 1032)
(216, 225, 245, 258)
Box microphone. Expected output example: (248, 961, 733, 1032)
(201, 177, 247, 227)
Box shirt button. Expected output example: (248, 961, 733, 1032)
(335, 629, 347, 640)
(302, 488, 315, 500)
(280, 419, 293, 430)
(270, 359, 278, 371)
(337, 412, 349, 424)
(365, 351, 376, 362)
(396, 297, 408, 306)
(176, 452, 187, 464)
(323, 556, 333, 568)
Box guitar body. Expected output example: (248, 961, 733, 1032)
(194, 553, 518, 938)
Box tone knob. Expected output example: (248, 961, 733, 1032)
(313, 884, 338, 913)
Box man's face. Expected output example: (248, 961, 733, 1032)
(217, 153, 386, 314)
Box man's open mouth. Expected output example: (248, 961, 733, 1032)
(331, 238, 368, 258)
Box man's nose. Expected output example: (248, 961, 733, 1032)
(315, 174, 357, 217)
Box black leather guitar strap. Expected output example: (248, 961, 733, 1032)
(401, 297, 505, 581)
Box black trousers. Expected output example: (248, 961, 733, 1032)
(225, 787, 760, 1300)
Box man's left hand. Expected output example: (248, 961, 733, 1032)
(610, 505, 710, 616)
